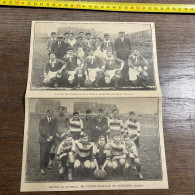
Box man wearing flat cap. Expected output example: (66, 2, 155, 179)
(51, 35, 69, 60)
(46, 32, 57, 54)
(114, 31, 132, 81)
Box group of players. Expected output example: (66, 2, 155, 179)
(39, 106, 143, 181)
(44, 31, 149, 88)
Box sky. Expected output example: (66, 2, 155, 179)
(34, 22, 151, 36)
(29, 98, 158, 114)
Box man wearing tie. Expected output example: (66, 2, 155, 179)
(39, 109, 56, 174)
(51, 35, 69, 60)
(114, 31, 132, 82)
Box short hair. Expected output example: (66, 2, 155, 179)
(112, 109, 118, 113)
(113, 133, 121, 137)
(67, 47, 73, 51)
(46, 109, 53, 114)
(85, 32, 91, 36)
(98, 108, 104, 113)
(51, 32, 56, 35)
(123, 134, 130, 140)
(119, 31, 125, 34)
(98, 135, 106, 141)
(69, 33, 74, 37)
(65, 134, 73, 140)
(129, 111, 136, 116)
(79, 32, 84, 34)
(104, 33, 110, 37)
(73, 111, 79, 115)
(88, 47, 95, 52)
(132, 48, 139, 52)
(57, 35, 64, 39)
(86, 109, 91, 114)
(64, 32, 69, 36)
(80, 132, 88, 139)
(58, 106, 65, 111)
(49, 52, 56, 56)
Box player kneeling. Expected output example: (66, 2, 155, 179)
(74, 133, 95, 172)
(93, 136, 110, 179)
(107, 133, 127, 171)
(123, 135, 143, 179)
(56, 134, 75, 181)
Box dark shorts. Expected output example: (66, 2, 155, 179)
(70, 131, 81, 140)
(76, 154, 91, 164)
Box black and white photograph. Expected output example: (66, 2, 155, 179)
(21, 97, 168, 191)
(28, 22, 159, 91)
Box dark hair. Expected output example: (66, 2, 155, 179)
(73, 111, 79, 115)
(79, 32, 84, 34)
(51, 32, 56, 35)
(123, 134, 130, 139)
(46, 109, 53, 113)
(58, 106, 65, 111)
(98, 135, 106, 140)
(80, 132, 88, 139)
(98, 108, 104, 113)
(69, 33, 74, 37)
(86, 109, 91, 114)
(85, 32, 91, 36)
(112, 109, 118, 113)
(129, 111, 136, 116)
(49, 52, 56, 56)
(104, 33, 110, 37)
(65, 134, 73, 139)
(67, 47, 73, 51)
(113, 133, 121, 137)
(64, 32, 69, 36)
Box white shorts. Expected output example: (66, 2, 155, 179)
(88, 67, 99, 82)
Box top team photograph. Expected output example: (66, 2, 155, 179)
(30, 22, 157, 90)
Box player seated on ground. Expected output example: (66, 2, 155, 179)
(123, 135, 143, 179)
(102, 51, 124, 88)
(56, 134, 75, 181)
(107, 109, 124, 141)
(84, 48, 105, 88)
(93, 136, 110, 174)
(128, 48, 149, 87)
(124, 111, 141, 148)
(74, 133, 95, 171)
(43, 52, 67, 87)
(69, 111, 84, 141)
(62, 47, 84, 88)
(107, 133, 127, 171)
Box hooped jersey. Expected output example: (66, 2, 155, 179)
(57, 139, 75, 158)
(124, 119, 141, 137)
(108, 118, 124, 132)
(124, 140, 138, 159)
(109, 141, 127, 157)
(69, 118, 83, 132)
(75, 140, 93, 158)
(93, 143, 110, 160)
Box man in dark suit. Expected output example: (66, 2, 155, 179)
(51, 35, 69, 60)
(114, 31, 132, 82)
(39, 109, 56, 174)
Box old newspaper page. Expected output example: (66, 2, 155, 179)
(21, 21, 168, 191)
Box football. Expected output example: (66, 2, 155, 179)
(94, 169, 106, 180)
(84, 79, 93, 87)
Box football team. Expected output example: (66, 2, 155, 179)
(43, 31, 149, 88)
(39, 107, 143, 181)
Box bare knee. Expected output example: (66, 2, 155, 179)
(134, 158, 140, 165)
(119, 158, 125, 166)
(74, 159, 81, 168)
(84, 160, 91, 169)
(112, 161, 118, 169)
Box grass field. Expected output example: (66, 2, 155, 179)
(25, 113, 162, 182)
(31, 38, 156, 89)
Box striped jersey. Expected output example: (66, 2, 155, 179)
(69, 118, 83, 132)
(93, 143, 110, 160)
(124, 119, 140, 137)
(57, 139, 75, 158)
(75, 140, 93, 158)
(109, 141, 127, 156)
(108, 118, 124, 132)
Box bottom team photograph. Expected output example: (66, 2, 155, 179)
(21, 97, 168, 191)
